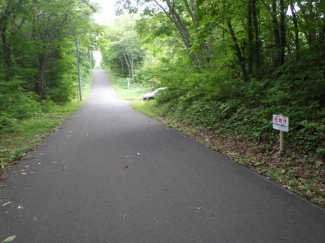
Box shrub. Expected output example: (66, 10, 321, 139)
(0, 78, 41, 126)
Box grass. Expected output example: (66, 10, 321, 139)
(0, 100, 82, 173)
(131, 101, 158, 118)
(0, 75, 93, 174)
(108, 72, 153, 100)
(112, 84, 148, 100)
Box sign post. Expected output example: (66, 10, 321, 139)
(280, 130, 284, 151)
(272, 115, 289, 153)
(127, 78, 130, 89)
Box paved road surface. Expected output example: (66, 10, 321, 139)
(1, 70, 325, 243)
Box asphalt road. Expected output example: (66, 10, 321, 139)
(1, 70, 325, 243)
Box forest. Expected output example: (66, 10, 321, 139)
(0, 0, 98, 126)
(100, 0, 325, 205)
(101, 0, 325, 156)
(0, 0, 98, 168)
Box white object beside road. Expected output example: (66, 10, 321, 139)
(272, 115, 289, 132)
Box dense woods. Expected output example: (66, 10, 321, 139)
(0, 0, 98, 129)
(102, 0, 325, 158)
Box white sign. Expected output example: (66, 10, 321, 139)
(273, 115, 289, 132)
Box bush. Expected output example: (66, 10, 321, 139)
(0, 78, 41, 127)
(140, 53, 325, 156)
(0, 112, 17, 130)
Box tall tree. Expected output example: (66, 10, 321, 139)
(0, 0, 28, 70)
(116, 0, 208, 65)
(100, 16, 144, 78)
(30, 0, 96, 99)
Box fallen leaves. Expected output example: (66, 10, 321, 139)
(298, 185, 307, 190)
(316, 160, 323, 169)
(1, 202, 11, 207)
(253, 162, 263, 167)
(1, 235, 16, 243)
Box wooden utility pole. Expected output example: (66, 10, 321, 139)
(76, 39, 82, 101)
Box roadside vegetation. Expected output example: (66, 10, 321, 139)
(108, 71, 152, 100)
(0, 0, 99, 174)
(101, 1, 325, 207)
(131, 100, 325, 207)
(0, 78, 92, 175)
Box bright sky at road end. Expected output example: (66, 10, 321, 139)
(91, 0, 118, 66)
(92, 0, 118, 25)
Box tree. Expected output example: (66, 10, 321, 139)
(116, 0, 209, 66)
(101, 16, 144, 78)
(0, 0, 99, 123)
(30, 0, 97, 100)
(0, 0, 29, 71)
(115, 0, 325, 86)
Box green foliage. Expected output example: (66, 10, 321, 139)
(1, 236, 16, 243)
(0, 0, 98, 130)
(0, 0, 97, 172)
(131, 52, 325, 156)
(111, 0, 325, 207)
(0, 78, 41, 127)
(130, 101, 159, 119)
(316, 148, 325, 159)
(109, 70, 152, 100)
(100, 16, 144, 77)
(0, 96, 86, 170)
(106, 1, 325, 157)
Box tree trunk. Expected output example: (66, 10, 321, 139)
(154, 0, 199, 65)
(308, 0, 316, 45)
(290, 2, 299, 51)
(129, 51, 134, 78)
(120, 57, 124, 71)
(228, 20, 248, 82)
(252, 0, 261, 74)
(183, 0, 197, 30)
(272, 0, 281, 68)
(122, 51, 132, 76)
(0, 26, 12, 68)
(38, 54, 45, 100)
(247, 0, 254, 75)
(38, 52, 51, 100)
(297, 1, 315, 49)
(279, 0, 286, 65)
(0, 0, 25, 71)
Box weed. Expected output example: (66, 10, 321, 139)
(109, 72, 152, 100)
